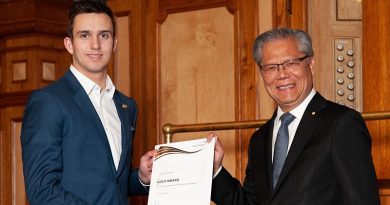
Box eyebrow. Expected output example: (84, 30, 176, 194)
(76, 30, 90, 35)
(99, 30, 113, 35)
(75, 30, 113, 35)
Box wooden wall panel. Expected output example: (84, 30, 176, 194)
(114, 16, 131, 96)
(274, 0, 307, 30)
(308, 0, 362, 109)
(337, 0, 362, 20)
(363, 0, 390, 182)
(257, 0, 275, 119)
(159, 7, 236, 173)
(0, 1, 71, 204)
(11, 121, 27, 205)
(156, 0, 259, 182)
(1, 35, 69, 92)
(0, 106, 25, 205)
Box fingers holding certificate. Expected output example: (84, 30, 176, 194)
(148, 136, 216, 205)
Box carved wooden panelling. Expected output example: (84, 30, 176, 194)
(334, 38, 359, 108)
(309, 0, 362, 111)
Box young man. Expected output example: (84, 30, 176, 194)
(210, 28, 380, 204)
(21, 1, 155, 204)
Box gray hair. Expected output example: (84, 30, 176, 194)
(252, 28, 314, 66)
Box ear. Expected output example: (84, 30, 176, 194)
(309, 58, 315, 75)
(64, 37, 74, 55)
(112, 36, 118, 52)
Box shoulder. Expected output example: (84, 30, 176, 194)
(248, 118, 273, 146)
(323, 99, 363, 122)
(311, 92, 362, 122)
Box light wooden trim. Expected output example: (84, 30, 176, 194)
(162, 110, 390, 143)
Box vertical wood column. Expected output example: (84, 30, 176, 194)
(363, 1, 390, 204)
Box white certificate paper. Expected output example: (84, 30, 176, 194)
(147, 137, 215, 205)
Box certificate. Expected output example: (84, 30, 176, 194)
(147, 137, 215, 205)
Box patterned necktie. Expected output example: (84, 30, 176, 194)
(273, 112, 295, 188)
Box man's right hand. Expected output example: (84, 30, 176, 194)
(207, 132, 224, 175)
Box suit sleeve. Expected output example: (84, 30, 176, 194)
(125, 99, 149, 195)
(332, 110, 380, 205)
(211, 135, 259, 205)
(21, 90, 88, 205)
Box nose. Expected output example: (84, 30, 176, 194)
(90, 36, 101, 50)
(276, 64, 289, 78)
(276, 64, 285, 71)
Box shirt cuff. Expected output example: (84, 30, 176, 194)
(213, 165, 223, 179)
(138, 170, 150, 187)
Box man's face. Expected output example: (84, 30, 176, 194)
(259, 38, 314, 112)
(64, 13, 117, 77)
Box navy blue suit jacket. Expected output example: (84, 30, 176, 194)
(211, 93, 380, 205)
(21, 70, 147, 205)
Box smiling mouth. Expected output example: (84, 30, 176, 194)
(87, 54, 103, 60)
(277, 84, 295, 90)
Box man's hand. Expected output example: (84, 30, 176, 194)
(139, 150, 157, 185)
(207, 132, 224, 175)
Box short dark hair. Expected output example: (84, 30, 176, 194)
(252, 28, 314, 66)
(67, 0, 116, 38)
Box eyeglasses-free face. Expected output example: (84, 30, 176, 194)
(259, 38, 315, 112)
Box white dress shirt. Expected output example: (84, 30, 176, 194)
(70, 66, 122, 170)
(271, 89, 316, 162)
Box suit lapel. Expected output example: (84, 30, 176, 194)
(65, 71, 117, 176)
(267, 113, 277, 190)
(271, 93, 327, 193)
(113, 93, 130, 176)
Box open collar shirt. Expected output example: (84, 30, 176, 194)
(70, 66, 122, 170)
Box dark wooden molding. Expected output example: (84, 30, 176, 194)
(158, 0, 237, 24)
(0, 0, 70, 36)
(0, 90, 32, 107)
(114, 11, 130, 18)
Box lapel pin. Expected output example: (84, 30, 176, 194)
(311, 112, 315, 115)
(122, 104, 128, 109)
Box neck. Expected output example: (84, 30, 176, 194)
(91, 74, 107, 89)
(73, 67, 107, 89)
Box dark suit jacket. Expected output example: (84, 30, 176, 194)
(21, 70, 147, 205)
(211, 93, 380, 205)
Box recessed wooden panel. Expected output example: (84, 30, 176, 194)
(114, 15, 130, 96)
(159, 7, 236, 173)
(337, 0, 362, 20)
(0, 106, 25, 205)
(12, 61, 26, 82)
(42, 61, 56, 81)
(11, 120, 27, 205)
